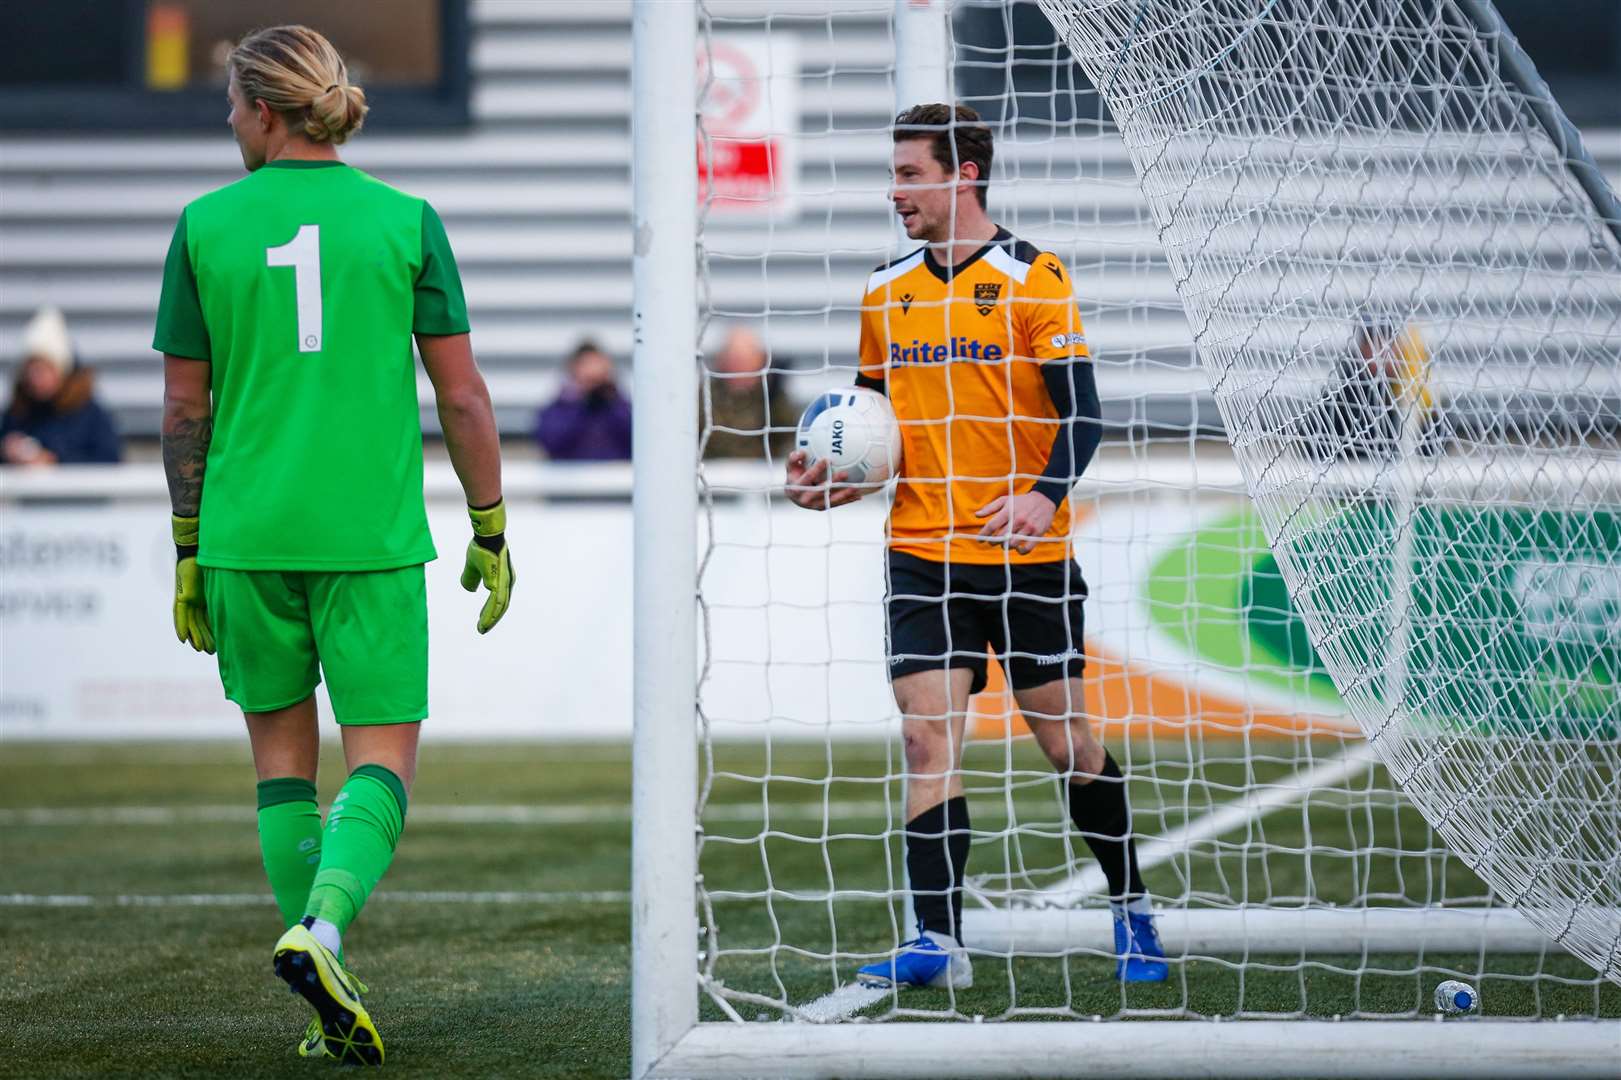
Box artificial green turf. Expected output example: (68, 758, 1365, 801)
(0, 741, 1614, 1079)
(697, 739, 1618, 1024)
(1, 742, 633, 1080)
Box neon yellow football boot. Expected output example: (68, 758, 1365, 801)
(294, 969, 370, 1058)
(273, 922, 384, 1066)
(296, 1017, 326, 1059)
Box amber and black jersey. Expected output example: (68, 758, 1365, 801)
(857, 227, 1097, 565)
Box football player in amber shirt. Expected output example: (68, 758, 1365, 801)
(785, 103, 1166, 990)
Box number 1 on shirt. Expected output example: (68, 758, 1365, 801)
(265, 224, 323, 353)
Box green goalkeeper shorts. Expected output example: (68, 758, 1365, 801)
(205, 565, 428, 725)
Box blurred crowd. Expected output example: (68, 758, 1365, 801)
(0, 310, 803, 472)
(5, 304, 1440, 472)
(699, 325, 794, 461)
(535, 339, 633, 461)
(1307, 319, 1439, 461)
(2, 306, 122, 468)
(533, 324, 795, 463)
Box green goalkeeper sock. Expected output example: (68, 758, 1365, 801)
(256, 777, 323, 929)
(303, 764, 408, 939)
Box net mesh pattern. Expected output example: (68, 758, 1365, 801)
(1037, 0, 1621, 982)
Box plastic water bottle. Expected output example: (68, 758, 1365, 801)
(1434, 980, 1478, 1014)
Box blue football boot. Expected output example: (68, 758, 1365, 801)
(1113, 908, 1169, 982)
(856, 923, 973, 989)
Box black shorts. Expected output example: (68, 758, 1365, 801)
(885, 551, 1088, 694)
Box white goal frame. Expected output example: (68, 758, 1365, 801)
(628, 2, 1620, 1076)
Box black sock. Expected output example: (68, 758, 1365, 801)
(905, 796, 971, 943)
(1066, 751, 1146, 903)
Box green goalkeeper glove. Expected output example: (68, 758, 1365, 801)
(461, 499, 515, 634)
(171, 514, 215, 654)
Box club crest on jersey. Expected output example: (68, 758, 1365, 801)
(973, 282, 1002, 316)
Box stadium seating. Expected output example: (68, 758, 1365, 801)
(0, 0, 1615, 439)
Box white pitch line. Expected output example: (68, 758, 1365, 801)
(795, 982, 893, 1023)
(0, 889, 629, 908)
(1025, 742, 1381, 906)
(0, 806, 254, 826)
(0, 801, 895, 828)
(0, 799, 1099, 829)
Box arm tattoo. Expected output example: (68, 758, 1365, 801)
(162, 414, 212, 517)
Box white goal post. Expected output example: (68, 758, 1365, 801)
(630, 1, 1621, 1077)
(630, 0, 700, 1072)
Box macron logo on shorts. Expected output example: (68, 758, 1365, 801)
(1032, 649, 1081, 665)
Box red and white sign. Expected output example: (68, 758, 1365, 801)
(697, 34, 799, 215)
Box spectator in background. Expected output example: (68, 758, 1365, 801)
(1313, 319, 1436, 461)
(703, 325, 794, 460)
(535, 339, 633, 461)
(2, 306, 121, 466)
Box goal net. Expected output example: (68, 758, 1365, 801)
(1034, 0, 1621, 981)
(634, 1, 1620, 1075)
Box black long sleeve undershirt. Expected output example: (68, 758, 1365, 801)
(854, 371, 885, 394)
(1032, 358, 1102, 509)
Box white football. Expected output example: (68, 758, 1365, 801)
(795, 386, 902, 485)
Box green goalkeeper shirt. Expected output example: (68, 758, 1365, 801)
(153, 160, 468, 570)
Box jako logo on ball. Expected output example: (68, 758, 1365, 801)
(796, 387, 901, 485)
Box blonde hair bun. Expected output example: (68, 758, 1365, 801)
(229, 25, 369, 146)
(305, 82, 368, 144)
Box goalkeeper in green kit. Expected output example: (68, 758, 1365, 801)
(153, 25, 513, 1066)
